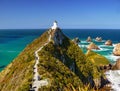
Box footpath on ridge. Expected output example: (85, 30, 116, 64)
(32, 30, 51, 91)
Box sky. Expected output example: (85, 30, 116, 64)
(0, 0, 120, 29)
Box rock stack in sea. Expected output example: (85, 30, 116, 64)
(72, 37, 80, 45)
(113, 43, 120, 56)
(105, 40, 112, 46)
(86, 36, 92, 42)
(87, 42, 100, 50)
(96, 37, 102, 42)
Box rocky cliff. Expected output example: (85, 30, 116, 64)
(113, 43, 120, 56)
(113, 58, 120, 70)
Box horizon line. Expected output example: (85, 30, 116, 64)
(0, 28, 120, 30)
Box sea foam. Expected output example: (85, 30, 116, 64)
(105, 54, 120, 62)
(106, 70, 120, 91)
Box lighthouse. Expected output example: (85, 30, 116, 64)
(51, 21, 58, 29)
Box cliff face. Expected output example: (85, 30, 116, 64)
(113, 43, 120, 56)
(0, 27, 109, 91)
(113, 58, 120, 70)
(50, 28, 65, 45)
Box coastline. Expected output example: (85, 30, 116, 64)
(0, 29, 120, 72)
(0, 28, 117, 89)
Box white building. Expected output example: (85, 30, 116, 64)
(51, 21, 58, 29)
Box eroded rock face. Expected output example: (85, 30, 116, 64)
(86, 36, 92, 42)
(105, 40, 112, 46)
(50, 28, 65, 45)
(96, 37, 102, 42)
(72, 37, 80, 44)
(113, 43, 120, 56)
(113, 58, 120, 70)
(87, 42, 100, 50)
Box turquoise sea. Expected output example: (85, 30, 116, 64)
(0, 29, 120, 71)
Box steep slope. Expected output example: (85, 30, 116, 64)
(0, 28, 83, 91)
(0, 30, 50, 91)
(0, 23, 110, 91)
(37, 28, 84, 90)
(36, 28, 110, 90)
(32, 30, 51, 91)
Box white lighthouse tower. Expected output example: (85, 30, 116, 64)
(51, 21, 58, 29)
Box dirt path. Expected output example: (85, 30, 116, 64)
(32, 30, 51, 91)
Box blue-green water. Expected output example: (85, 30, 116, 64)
(64, 29, 120, 63)
(0, 29, 45, 71)
(0, 29, 120, 71)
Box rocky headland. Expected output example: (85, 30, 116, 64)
(0, 21, 118, 91)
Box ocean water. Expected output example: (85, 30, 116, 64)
(0, 29, 120, 72)
(63, 29, 120, 63)
(63, 29, 120, 91)
(0, 29, 45, 71)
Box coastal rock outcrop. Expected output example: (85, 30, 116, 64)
(113, 58, 120, 70)
(96, 37, 102, 42)
(87, 42, 100, 50)
(113, 43, 120, 56)
(105, 40, 112, 46)
(86, 36, 92, 42)
(72, 37, 80, 44)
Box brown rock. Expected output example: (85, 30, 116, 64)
(113, 58, 120, 70)
(113, 43, 120, 56)
(86, 36, 92, 42)
(105, 40, 112, 46)
(87, 42, 100, 50)
(96, 37, 102, 42)
(72, 37, 80, 44)
(50, 28, 65, 45)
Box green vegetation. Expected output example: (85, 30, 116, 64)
(65, 84, 94, 91)
(37, 31, 109, 90)
(0, 29, 110, 91)
(86, 50, 110, 66)
(0, 30, 50, 91)
(37, 37, 83, 90)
